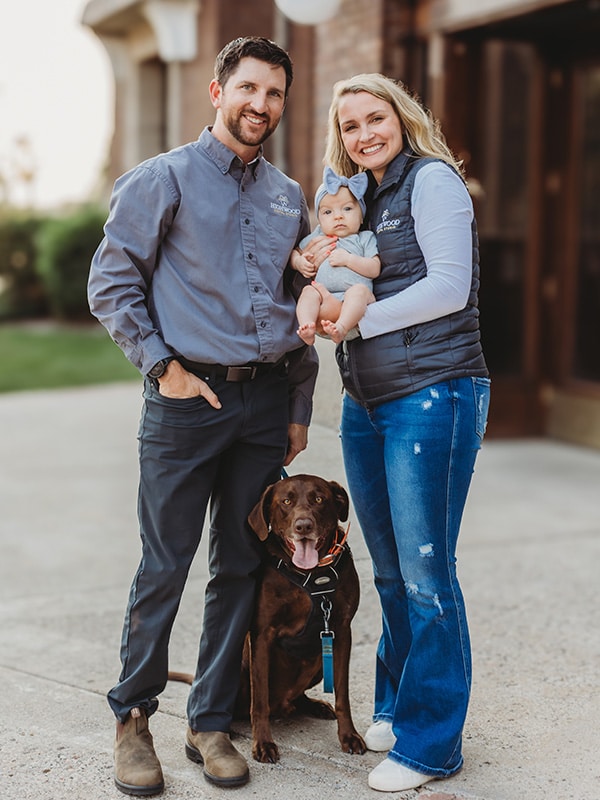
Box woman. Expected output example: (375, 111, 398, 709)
(308, 74, 490, 792)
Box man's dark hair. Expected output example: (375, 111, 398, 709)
(214, 37, 294, 96)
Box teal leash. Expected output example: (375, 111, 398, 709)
(320, 596, 335, 693)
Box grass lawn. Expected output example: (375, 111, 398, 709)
(0, 321, 141, 393)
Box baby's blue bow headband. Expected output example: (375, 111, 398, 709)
(314, 166, 369, 217)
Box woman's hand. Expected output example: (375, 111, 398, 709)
(300, 234, 337, 270)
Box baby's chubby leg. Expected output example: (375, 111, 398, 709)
(315, 282, 343, 324)
(297, 281, 344, 345)
(296, 283, 323, 345)
(322, 284, 375, 344)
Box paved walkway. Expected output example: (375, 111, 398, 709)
(1, 381, 599, 799)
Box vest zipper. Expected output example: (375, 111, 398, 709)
(404, 328, 415, 370)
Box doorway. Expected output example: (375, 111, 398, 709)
(446, 1, 600, 440)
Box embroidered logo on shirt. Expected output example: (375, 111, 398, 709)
(376, 208, 401, 233)
(271, 194, 301, 217)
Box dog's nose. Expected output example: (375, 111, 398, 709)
(293, 517, 314, 535)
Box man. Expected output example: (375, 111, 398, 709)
(88, 37, 318, 795)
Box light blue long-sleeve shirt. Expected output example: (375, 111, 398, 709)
(359, 161, 473, 339)
(88, 127, 317, 425)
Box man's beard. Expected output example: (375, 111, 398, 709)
(224, 109, 278, 148)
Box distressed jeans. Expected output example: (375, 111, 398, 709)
(340, 377, 490, 776)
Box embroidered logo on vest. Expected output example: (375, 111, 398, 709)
(376, 208, 401, 233)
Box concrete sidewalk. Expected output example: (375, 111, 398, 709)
(1, 381, 599, 800)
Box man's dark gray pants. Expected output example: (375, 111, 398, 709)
(107, 369, 289, 731)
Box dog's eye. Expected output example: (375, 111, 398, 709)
(314, 495, 323, 504)
(282, 498, 292, 505)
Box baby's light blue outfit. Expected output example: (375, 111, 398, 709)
(299, 226, 379, 300)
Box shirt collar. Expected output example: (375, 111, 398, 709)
(198, 127, 262, 180)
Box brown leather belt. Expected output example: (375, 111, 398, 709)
(178, 357, 286, 383)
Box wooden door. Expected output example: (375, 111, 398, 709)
(442, 5, 600, 441)
(449, 40, 545, 436)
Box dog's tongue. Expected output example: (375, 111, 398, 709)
(292, 538, 319, 569)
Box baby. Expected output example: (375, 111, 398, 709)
(291, 166, 380, 345)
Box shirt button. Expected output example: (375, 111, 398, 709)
(260, 321, 266, 328)
(244, 219, 250, 225)
(248, 253, 253, 259)
(254, 286, 260, 292)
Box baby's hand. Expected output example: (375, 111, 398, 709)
(292, 251, 317, 279)
(327, 246, 349, 268)
(302, 234, 337, 270)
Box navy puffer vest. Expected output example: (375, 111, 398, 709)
(336, 150, 488, 408)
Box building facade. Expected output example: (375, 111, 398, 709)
(83, 0, 600, 447)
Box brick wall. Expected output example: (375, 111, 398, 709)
(309, 0, 385, 201)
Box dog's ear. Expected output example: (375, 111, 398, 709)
(329, 480, 349, 522)
(247, 484, 274, 541)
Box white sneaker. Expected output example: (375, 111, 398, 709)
(363, 720, 395, 752)
(368, 757, 433, 792)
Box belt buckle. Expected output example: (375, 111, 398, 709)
(226, 365, 257, 382)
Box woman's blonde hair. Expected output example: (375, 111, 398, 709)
(325, 73, 462, 177)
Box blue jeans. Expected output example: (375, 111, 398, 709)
(340, 377, 490, 776)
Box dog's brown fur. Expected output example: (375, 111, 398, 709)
(168, 474, 365, 764)
(240, 473, 365, 763)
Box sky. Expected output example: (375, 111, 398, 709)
(0, 0, 113, 210)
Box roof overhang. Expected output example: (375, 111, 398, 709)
(81, 0, 200, 62)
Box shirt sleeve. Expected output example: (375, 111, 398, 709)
(87, 165, 178, 374)
(359, 230, 380, 258)
(286, 344, 319, 426)
(358, 162, 473, 340)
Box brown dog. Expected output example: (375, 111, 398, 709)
(240, 473, 366, 764)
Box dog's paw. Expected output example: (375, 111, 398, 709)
(340, 731, 367, 755)
(294, 694, 336, 720)
(252, 740, 280, 763)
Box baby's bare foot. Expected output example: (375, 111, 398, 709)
(321, 319, 347, 344)
(297, 322, 316, 346)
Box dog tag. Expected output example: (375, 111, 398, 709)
(314, 576, 331, 585)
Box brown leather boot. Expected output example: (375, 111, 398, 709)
(114, 707, 164, 796)
(185, 728, 249, 787)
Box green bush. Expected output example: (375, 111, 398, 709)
(0, 213, 49, 320)
(35, 205, 107, 320)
